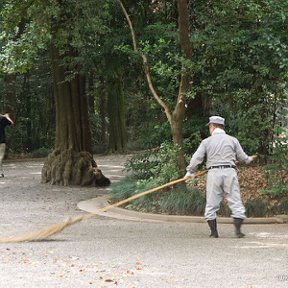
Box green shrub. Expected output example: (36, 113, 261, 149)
(183, 115, 208, 154)
(245, 198, 269, 217)
(151, 142, 181, 184)
(113, 142, 206, 215)
(109, 177, 206, 215)
(159, 186, 205, 216)
(261, 132, 288, 198)
(110, 176, 158, 202)
(276, 198, 288, 215)
(124, 151, 159, 180)
(127, 119, 171, 151)
(32, 147, 51, 158)
(124, 141, 181, 183)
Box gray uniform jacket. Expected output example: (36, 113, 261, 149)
(186, 128, 251, 176)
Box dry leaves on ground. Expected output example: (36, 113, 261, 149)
(195, 164, 269, 203)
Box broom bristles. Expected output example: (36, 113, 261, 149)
(0, 213, 95, 243)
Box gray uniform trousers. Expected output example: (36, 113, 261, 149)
(205, 167, 246, 221)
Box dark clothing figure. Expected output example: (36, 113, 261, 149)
(0, 114, 14, 177)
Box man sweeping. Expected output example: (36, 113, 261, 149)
(0, 113, 14, 177)
(184, 116, 256, 238)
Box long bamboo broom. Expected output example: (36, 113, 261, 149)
(0, 170, 207, 243)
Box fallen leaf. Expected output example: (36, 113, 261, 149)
(135, 262, 142, 265)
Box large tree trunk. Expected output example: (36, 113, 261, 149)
(41, 44, 110, 186)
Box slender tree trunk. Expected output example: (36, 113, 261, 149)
(41, 43, 110, 186)
(98, 81, 109, 147)
(107, 77, 127, 153)
(117, 0, 193, 173)
(87, 75, 95, 113)
(22, 74, 33, 151)
(171, 0, 193, 173)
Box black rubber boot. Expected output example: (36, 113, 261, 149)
(207, 219, 219, 238)
(234, 218, 245, 238)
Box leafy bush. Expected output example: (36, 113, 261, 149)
(124, 142, 181, 183)
(245, 198, 269, 217)
(115, 142, 184, 213)
(261, 132, 288, 197)
(127, 121, 171, 151)
(150, 142, 182, 183)
(111, 142, 205, 215)
(183, 115, 208, 154)
(32, 147, 51, 158)
(276, 198, 288, 215)
(124, 150, 159, 180)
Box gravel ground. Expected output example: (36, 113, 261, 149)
(0, 155, 287, 288)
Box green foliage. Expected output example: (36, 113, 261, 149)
(276, 198, 288, 215)
(115, 142, 206, 215)
(245, 198, 269, 217)
(124, 142, 181, 184)
(261, 132, 288, 197)
(0, 0, 112, 74)
(159, 186, 205, 216)
(124, 150, 159, 180)
(209, 87, 288, 155)
(109, 176, 158, 206)
(110, 177, 205, 216)
(151, 142, 182, 183)
(126, 94, 171, 150)
(0, 0, 53, 73)
(31, 147, 51, 158)
(183, 115, 208, 154)
(138, 35, 188, 109)
(191, 0, 288, 155)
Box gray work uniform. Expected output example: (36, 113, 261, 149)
(185, 128, 252, 220)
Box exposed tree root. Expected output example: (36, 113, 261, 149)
(41, 149, 110, 186)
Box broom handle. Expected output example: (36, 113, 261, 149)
(101, 170, 207, 212)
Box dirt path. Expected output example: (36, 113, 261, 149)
(0, 154, 128, 237)
(0, 155, 287, 288)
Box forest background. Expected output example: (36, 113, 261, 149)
(0, 0, 287, 216)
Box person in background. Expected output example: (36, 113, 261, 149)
(0, 113, 14, 177)
(184, 116, 256, 238)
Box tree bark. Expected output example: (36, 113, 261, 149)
(171, 0, 193, 173)
(107, 77, 127, 153)
(41, 43, 110, 186)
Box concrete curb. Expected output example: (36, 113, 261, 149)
(78, 195, 288, 224)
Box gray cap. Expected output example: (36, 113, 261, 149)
(207, 116, 225, 126)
